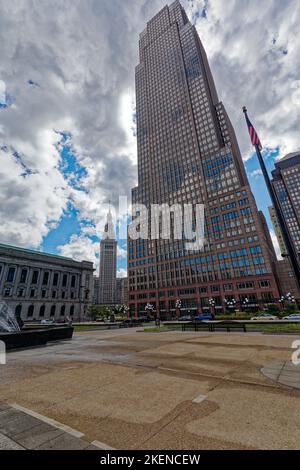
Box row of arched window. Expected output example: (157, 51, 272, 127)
(15, 304, 75, 318)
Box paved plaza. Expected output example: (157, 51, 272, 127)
(0, 328, 300, 450)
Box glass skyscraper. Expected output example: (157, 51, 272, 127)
(271, 152, 300, 267)
(128, 1, 279, 317)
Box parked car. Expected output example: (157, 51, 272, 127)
(178, 315, 192, 321)
(194, 313, 213, 321)
(40, 319, 54, 325)
(282, 314, 300, 320)
(251, 314, 278, 321)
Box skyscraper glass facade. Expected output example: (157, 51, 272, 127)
(128, 1, 279, 317)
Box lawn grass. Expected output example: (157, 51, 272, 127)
(247, 323, 300, 334)
(73, 324, 113, 332)
(144, 325, 181, 333)
(144, 323, 300, 335)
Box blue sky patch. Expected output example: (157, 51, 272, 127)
(245, 147, 280, 230)
(43, 205, 81, 254)
(58, 134, 88, 191)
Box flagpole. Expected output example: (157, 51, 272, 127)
(242, 106, 300, 291)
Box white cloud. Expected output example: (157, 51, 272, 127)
(57, 233, 99, 268)
(117, 246, 127, 258)
(0, 0, 164, 251)
(0, 146, 68, 247)
(58, 231, 126, 274)
(0, 0, 299, 258)
(119, 91, 137, 164)
(0, 79, 5, 105)
(270, 229, 283, 260)
(248, 169, 263, 179)
(117, 268, 127, 278)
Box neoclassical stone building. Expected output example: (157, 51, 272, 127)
(0, 243, 94, 321)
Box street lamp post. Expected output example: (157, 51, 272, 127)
(279, 293, 296, 310)
(115, 304, 129, 318)
(286, 292, 296, 303)
(242, 297, 250, 313)
(175, 299, 182, 321)
(145, 303, 155, 321)
(279, 296, 285, 309)
(208, 298, 215, 319)
(224, 298, 237, 315)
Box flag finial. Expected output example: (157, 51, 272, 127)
(242, 106, 247, 114)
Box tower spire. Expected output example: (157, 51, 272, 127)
(102, 205, 115, 240)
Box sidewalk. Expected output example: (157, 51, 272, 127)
(0, 403, 103, 450)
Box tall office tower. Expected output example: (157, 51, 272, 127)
(116, 277, 129, 304)
(271, 152, 300, 267)
(99, 211, 117, 305)
(93, 276, 100, 304)
(128, 1, 280, 317)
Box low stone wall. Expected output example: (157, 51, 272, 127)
(0, 327, 74, 350)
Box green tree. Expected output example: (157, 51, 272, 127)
(90, 305, 101, 320)
(113, 304, 129, 320)
(283, 304, 296, 315)
(267, 304, 280, 315)
(90, 305, 112, 321)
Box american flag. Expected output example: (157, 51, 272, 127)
(244, 110, 262, 151)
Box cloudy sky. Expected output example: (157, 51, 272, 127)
(0, 0, 299, 275)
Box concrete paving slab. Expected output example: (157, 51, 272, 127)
(0, 403, 10, 412)
(35, 433, 90, 450)
(279, 372, 300, 379)
(279, 379, 300, 389)
(0, 408, 20, 424)
(0, 412, 41, 437)
(11, 403, 84, 438)
(0, 432, 25, 450)
(283, 363, 300, 370)
(13, 423, 64, 449)
(261, 361, 300, 389)
(1, 330, 300, 450)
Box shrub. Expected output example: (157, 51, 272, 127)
(283, 304, 297, 315)
(266, 304, 280, 315)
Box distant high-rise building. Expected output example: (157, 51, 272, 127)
(275, 259, 300, 299)
(98, 211, 117, 305)
(128, 1, 280, 317)
(258, 210, 277, 261)
(93, 276, 100, 304)
(116, 277, 128, 304)
(271, 152, 300, 267)
(268, 206, 287, 256)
